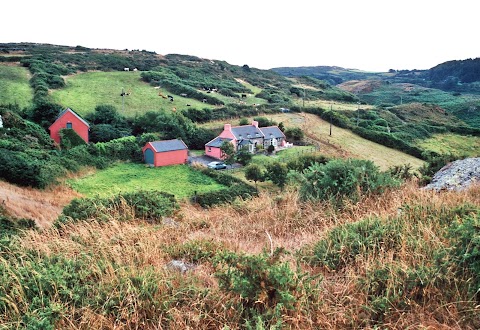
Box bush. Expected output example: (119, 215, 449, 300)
(59, 128, 86, 149)
(56, 190, 178, 225)
(213, 249, 311, 327)
(307, 217, 402, 270)
(299, 159, 399, 204)
(447, 210, 480, 298)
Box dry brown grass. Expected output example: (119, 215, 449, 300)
(0, 180, 81, 228)
(16, 182, 480, 329)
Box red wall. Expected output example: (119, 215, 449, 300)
(49, 111, 89, 144)
(148, 148, 188, 167)
(205, 146, 223, 159)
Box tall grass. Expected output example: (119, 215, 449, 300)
(2, 181, 479, 328)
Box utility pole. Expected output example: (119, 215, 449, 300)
(121, 87, 125, 113)
(303, 87, 305, 108)
(357, 102, 360, 126)
(329, 105, 332, 136)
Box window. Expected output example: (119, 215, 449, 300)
(208, 147, 211, 152)
(66, 122, 72, 129)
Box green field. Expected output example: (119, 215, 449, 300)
(0, 64, 33, 108)
(416, 133, 480, 157)
(50, 71, 215, 118)
(68, 162, 226, 198)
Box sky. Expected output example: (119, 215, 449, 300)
(1, 0, 478, 72)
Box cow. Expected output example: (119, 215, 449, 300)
(124, 68, 129, 71)
(180, 93, 187, 97)
(241, 93, 247, 98)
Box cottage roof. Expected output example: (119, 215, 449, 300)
(238, 139, 253, 146)
(259, 126, 285, 139)
(52, 108, 90, 128)
(205, 137, 232, 148)
(231, 125, 263, 140)
(149, 139, 188, 152)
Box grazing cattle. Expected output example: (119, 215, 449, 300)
(241, 93, 247, 98)
(202, 98, 207, 103)
(133, 68, 138, 71)
(124, 68, 129, 71)
(186, 104, 191, 107)
(180, 93, 187, 97)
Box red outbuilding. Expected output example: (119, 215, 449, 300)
(49, 108, 90, 144)
(142, 139, 189, 167)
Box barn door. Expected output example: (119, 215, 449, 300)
(144, 148, 154, 165)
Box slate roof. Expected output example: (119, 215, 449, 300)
(149, 139, 188, 152)
(260, 126, 285, 139)
(238, 139, 253, 146)
(54, 108, 90, 127)
(231, 125, 263, 139)
(205, 137, 232, 148)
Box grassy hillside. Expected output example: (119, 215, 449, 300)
(50, 71, 213, 117)
(417, 133, 480, 157)
(0, 64, 33, 108)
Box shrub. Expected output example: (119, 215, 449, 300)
(56, 190, 178, 225)
(307, 217, 402, 270)
(447, 210, 480, 298)
(59, 128, 86, 149)
(286, 154, 329, 172)
(299, 159, 399, 204)
(213, 249, 313, 327)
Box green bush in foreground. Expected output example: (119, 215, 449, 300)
(299, 159, 399, 204)
(56, 190, 178, 225)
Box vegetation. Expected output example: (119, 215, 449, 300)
(0, 42, 479, 329)
(0, 64, 33, 109)
(68, 163, 226, 199)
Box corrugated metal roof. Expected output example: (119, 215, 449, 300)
(149, 139, 188, 152)
(260, 126, 285, 139)
(205, 137, 232, 148)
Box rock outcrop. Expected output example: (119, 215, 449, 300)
(424, 157, 480, 191)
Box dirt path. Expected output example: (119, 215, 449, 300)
(0, 181, 80, 228)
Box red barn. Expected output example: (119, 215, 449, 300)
(142, 139, 189, 167)
(49, 108, 89, 144)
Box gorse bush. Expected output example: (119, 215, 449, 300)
(299, 159, 399, 204)
(307, 217, 403, 270)
(446, 209, 480, 299)
(213, 249, 317, 328)
(56, 190, 178, 225)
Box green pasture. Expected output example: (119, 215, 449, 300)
(68, 162, 226, 199)
(0, 64, 33, 108)
(50, 71, 215, 118)
(416, 133, 480, 158)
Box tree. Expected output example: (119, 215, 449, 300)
(245, 164, 265, 190)
(239, 117, 249, 126)
(266, 162, 289, 190)
(285, 127, 304, 142)
(235, 149, 253, 165)
(220, 140, 236, 166)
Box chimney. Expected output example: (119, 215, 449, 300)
(224, 123, 232, 131)
(252, 120, 258, 127)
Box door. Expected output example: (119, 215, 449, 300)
(144, 148, 155, 165)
